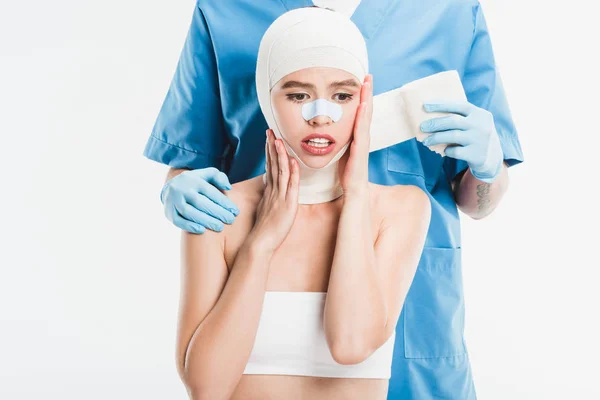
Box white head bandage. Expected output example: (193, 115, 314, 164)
(256, 7, 368, 204)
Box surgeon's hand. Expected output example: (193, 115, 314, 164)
(420, 101, 504, 183)
(160, 167, 240, 234)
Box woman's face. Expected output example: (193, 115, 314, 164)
(270, 67, 362, 169)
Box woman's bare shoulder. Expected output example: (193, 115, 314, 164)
(368, 183, 431, 246)
(369, 183, 430, 217)
(221, 175, 265, 268)
(226, 175, 265, 211)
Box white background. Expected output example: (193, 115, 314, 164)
(1, 0, 598, 399)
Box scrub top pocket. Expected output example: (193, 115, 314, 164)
(403, 247, 466, 359)
(386, 140, 443, 191)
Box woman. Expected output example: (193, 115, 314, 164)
(175, 7, 431, 400)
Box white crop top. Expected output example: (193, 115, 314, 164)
(242, 291, 396, 379)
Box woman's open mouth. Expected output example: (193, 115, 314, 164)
(301, 134, 336, 156)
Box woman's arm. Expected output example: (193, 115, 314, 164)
(176, 130, 299, 399)
(323, 185, 431, 365)
(176, 229, 273, 400)
(323, 75, 432, 365)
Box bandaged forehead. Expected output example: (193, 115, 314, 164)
(302, 99, 343, 122)
(256, 8, 369, 132)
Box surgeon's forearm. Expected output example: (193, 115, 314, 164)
(324, 192, 388, 365)
(453, 162, 509, 219)
(166, 167, 189, 183)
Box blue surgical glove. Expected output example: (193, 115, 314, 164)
(160, 167, 240, 234)
(420, 101, 504, 183)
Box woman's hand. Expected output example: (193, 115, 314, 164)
(249, 129, 300, 253)
(338, 74, 373, 198)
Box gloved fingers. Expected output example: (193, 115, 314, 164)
(186, 191, 235, 225)
(173, 210, 207, 234)
(196, 180, 240, 216)
(422, 129, 474, 147)
(159, 181, 170, 205)
(177, 202, 225, 232)
(423, 101, 475, 117)
(195, 167, 232, 191)
(420, 114, 469, 133)
(443, 145, 477, 165)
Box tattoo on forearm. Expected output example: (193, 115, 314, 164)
(476, 183, 491, 212)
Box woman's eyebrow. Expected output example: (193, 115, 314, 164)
(280, 79, 360, 90)
(329, 79, 360, 89)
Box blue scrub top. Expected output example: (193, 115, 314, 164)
(144, 0, 524, 398)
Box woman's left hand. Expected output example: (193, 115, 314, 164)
(339, 74, 373, 198)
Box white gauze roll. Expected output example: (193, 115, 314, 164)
(255, 7, 368, 204)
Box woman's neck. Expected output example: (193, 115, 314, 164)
(296, 195, 344, 218)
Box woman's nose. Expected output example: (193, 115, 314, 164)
(308, 115, 333, 126)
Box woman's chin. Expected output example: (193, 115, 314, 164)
(298, 155, 334, 169)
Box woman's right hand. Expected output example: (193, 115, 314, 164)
(250, 129, 300, 253)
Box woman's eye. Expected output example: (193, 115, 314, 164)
(334, 93, 353, 102)
(287, 94, 308, 103)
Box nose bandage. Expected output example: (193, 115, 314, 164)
(302, 99, 343, 122)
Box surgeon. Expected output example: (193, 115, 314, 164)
(142, 1, 524, 399)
